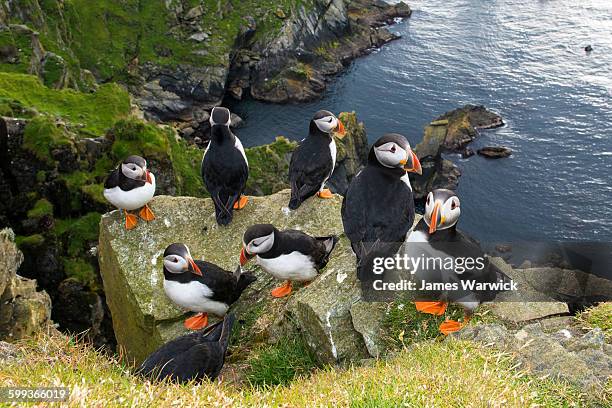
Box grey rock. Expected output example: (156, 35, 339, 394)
(188, 32, 209, 42)
(477, 146, 512, 158)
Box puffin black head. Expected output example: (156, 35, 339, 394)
(163, 243, 202, 276)
(369, 133, 422, 175)
(240, 224, 276, 265)
(209, 107, 231, 128)
(424, 189, 461, 234)
(121, 155, 152, 184)
(310, 110, 346, 138)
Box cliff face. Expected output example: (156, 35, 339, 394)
(0, 0, 411, 120)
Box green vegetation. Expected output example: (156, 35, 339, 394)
(109, 119, 169, 161)
(166, 130, 206, 197)
(62, 257, 96, 288)
(22, 115, 73, 164)
(382, 301, 465, 349)
(0, 330, 592, 406)
(246, 335, 320, 388)
(15, 233, 45, 249)
(0, 72, 130, 134)
(54, 213, 102, 258)
(577, 302, 612, 341)
(26, 198, 54, 219)
(245, 136, 297, 195)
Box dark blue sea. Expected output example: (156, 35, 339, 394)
(231, 0, 612, 243)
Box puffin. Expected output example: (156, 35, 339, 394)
(103, 155, 156, 230)
(341, 133, 422, 283)
(162, 243, 256, 330)
(136, 314, 235, 383)
(408, 189, 511, 334)
(288, 110, 346, 210)
(239, 224, 339, 298)
(201, 107, 249, 225)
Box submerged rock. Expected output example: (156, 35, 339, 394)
(477, 146, 512, 158)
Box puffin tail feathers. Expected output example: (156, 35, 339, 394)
(288, 182, 302, 210)
(316, 235, 340, 267)
(235, 267, 257, 294)
(218, 313, 236, 351)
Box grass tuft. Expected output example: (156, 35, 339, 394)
(245, 335, 320, 388)
(576, 302, 612, 340)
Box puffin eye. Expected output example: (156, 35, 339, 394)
(451, 200, 458, 210)
(172, 257, 178, 263)
(426, 195, 431, 205)
(327, 117, 333, 123)
(390, 145, 396, 153)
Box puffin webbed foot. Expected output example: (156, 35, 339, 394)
(271, 280, 293, 298)
(184, 312, 209, 330)
(124, 211, 138, 230)
(139, 204, 156, 221)
(415, 301, 448, 316)
(316, 188, 333, 199)
(439, 315, 471, 335)
(233, 195, 249, 210)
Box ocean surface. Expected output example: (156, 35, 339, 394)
(230, 0, 612, 243)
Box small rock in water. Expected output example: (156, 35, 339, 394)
(477, 146, 512, 158)
(495, 244, 512, 253)
(584, 45, 593, 52)
(461, 147, 475, 158)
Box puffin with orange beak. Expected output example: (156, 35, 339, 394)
(342, 133, 422, 283)
(103, 155, 156, 230)
(408, 189, 511, 334)
(239, 224, 338, 298)
(162, 243, 256, 330)
(288, 110, 346, 210)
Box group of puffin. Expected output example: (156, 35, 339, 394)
(103, 107, 508, 383)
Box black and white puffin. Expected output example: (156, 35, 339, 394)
(288, 110, 346, 210)
(239, 224, 339, 298)
(162, 243, 256, 330)
(136, 314, 235, 383)
(409, 189, 511, 334)
(103, 155, 156, 230)
(341, 133, 422, 282)
(201, 107, 249, 225)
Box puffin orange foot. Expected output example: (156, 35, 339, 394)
(124, 211, 138, 230)
(316, 189, 333, 199)
(415, 301, 448, 316)
(439, 320, 463, 335)
(233, 195, 249, 210)
(271, 281, 293, 298)
(139, 204, 156, 221)
(184, 313, 209, 330)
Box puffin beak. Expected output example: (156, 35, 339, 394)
(145, 170, 153, 184)
(188, 257, 202, 276)
(334, 119, 346, 139)
(429, 202, 442, 234)
(403, 150, 422, 175)
(240, 247, 254, 266)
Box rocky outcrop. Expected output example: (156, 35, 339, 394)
(411, 105, 503, 199)
(0, 228, 51, 341)
(247, 1, 412, 104)
(453, 323, 611, 393)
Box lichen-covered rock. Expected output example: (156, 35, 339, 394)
(453, 322, 611, 393)
(0, 228, 52, 341)
(98, 191, 349, 364)
(485, 257, 569, 322)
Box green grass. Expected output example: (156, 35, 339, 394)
(54, 213, 102, 258)
(0, 329, 593, 407)
(382, 301, 465, 349)
(245, 335, 320, 388)
(245, 136, 297, 195)
(22, 115, 73, 164)
(167, 131, 207, 197)
(0, 72, 130, 135)
(109, 118, 169, 161)
(26, 198, 54, 219)
(62, 257, 96, 288)
(576, 302, 612, 340)
(14, 233, 45, 249)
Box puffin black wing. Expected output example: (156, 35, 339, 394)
(136, 314, 235, 383)
(193, 260, 256, 305)
(342, 167, 414, 281)
(104, 166, 121, 189)
(288, 138, 333, 210)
